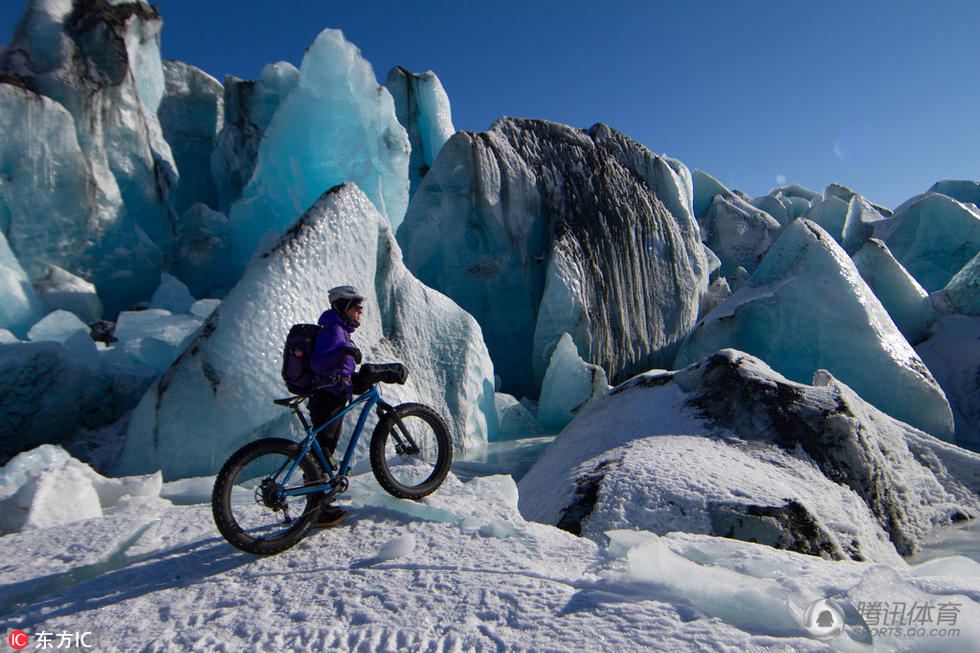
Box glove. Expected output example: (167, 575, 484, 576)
(345, 346, 362, 364)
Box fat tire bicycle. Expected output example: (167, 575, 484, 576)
(211, 366, 452, 555)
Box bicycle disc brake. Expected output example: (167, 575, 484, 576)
(257, 478, 294, 524)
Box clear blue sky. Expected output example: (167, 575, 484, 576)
(3, 0, 978, 209)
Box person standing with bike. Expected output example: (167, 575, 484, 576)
(308, 285, 365, 526)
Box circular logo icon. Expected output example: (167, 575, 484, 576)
(8, 630, 29, 650)
(804, 598, 845, 640)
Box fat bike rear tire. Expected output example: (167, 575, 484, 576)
(212, 438, 325, 555)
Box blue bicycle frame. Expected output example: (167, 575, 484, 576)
(276, 386, 384, 499)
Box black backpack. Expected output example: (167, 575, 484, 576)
(281, 323, 322, 394)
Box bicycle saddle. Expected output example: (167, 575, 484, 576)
(273, 395, 308, 407)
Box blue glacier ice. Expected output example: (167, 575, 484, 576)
(801, 193, 849, 244)
(399, 118, 708, 397)
(916, 316, 980, 451)
(702, 244, 722, 280)
(159, 60, 224, 216)
(769, 183, 822, 204)
(699, 193, 781, 278)
(150, 273, 197, 315)
(117, 184, 496, 480)
(691, 168, 733, 219)
(27, 310, 88, 345)
(851, 238, 934, 344)
(31, 265, 102, 324)
(228, 29, 410, 274)
(941, 250, 980, 316)
(494, 394, 545, 440)
(0, 229, 43, 338)
(210, 62, 299, 214)
(0, 82, 128, 305)
(929, 179, 980, 206)
(0, 339, 155, 465)
(841, 194, 887, 254)
(111, 308, 201, 372)
(536, 333, 609, 431)
(190, 299, 221, 320)
(385, 66, 455, 196)
(1, 0, 174, 314)
(750, 195, 794, 227)
(884, 193, 980, 292)
(675, 218, 954, 441)
(764, 184, 820, 221)
(171, 202, 234, 300)
(700, 277, 732, 317)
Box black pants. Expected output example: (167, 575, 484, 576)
(308, 390, 348, 457)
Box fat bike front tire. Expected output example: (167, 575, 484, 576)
(370, 403, 452, 500)
(212, 437, 324, 555)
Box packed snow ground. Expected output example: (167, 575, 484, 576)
(1, 454, 979, 652)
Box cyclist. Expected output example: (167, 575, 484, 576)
(308, 285, 365, 526)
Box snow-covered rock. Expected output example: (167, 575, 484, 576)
(519, 349, 980, 562)
(536, 333, 609, 430)
(384, 66, 455, 196)
(883, 193, 980, 292)
(399, 117, 709, 397)
(116, 183, 496, 480)
(31, 265, 102, 324)
(916, 316, 980, 451)
(676, 218, 954, 441)
(228, 29, 410, 272)
(851, 238, 934, 344)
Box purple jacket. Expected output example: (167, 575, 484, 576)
(310, 309, 357, 395)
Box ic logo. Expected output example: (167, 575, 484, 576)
(7, 630, 29, 650)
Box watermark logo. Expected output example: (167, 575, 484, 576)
(856, 600, 961, 639)
(804, 598, 846, 640)
(6, 631, 95, 649)
(8, 631, 29, 650)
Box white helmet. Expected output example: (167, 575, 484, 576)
(328, 285, 365, 311)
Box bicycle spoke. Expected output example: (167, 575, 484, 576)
(382, 414, 440, 487)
